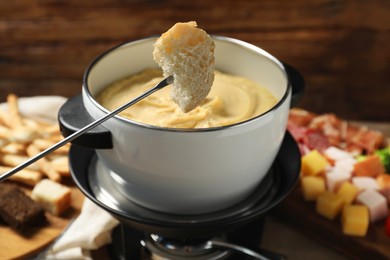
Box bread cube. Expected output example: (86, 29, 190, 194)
(31, 179, 71, 216)
(301, 150, 329, 176)
(342, 205, 369, 237)
(301, 176, 326, 201)
(337, 182, 359, 205)
(316, 191, 344, 220)
(356, 189, 388, 222)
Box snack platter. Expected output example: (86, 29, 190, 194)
(0, 188, 83, 259)
(0, 95, 83, 259)
(272, 109, 390, 259)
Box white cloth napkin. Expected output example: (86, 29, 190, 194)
(44, 198, 120, 259)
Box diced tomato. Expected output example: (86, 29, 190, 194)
(386, 216, 390, 237)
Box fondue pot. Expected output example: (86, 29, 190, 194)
(59, 36, 304, 215)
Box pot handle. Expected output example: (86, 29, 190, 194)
(58, 95, 113, 149)
(283, 63, 305, 107)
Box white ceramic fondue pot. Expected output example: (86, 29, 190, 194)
(59, 36, 302, 215)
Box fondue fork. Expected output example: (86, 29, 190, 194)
(0, 76, 174, 182)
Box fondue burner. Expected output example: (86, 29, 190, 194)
(70, 132, 300, 260)
(139, 234, 268, 259)
(141, 234, 233, 259)
(107, 218, 282, 259)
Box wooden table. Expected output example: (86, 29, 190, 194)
(0, 187, 83, 260)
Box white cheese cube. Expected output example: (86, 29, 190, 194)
(356, 189, 388, 222)
(324, 146, 353, 161)
(334, 157, 356, 174)
(326, 168, 351, 192)
(352, 177, 379, 191)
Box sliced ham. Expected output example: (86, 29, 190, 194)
(288, 109, 385, 155)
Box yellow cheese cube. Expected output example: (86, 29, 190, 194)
(301, 150, 329, 176)
(301, 176, 326, 201)
(316, 191, 344, 220)
(337, 182, 359, 205)
(341, 205, 369, 237)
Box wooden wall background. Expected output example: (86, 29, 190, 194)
(0, 0, 389, 121)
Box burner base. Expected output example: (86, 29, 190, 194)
(142, 234, 231, 260)
(107, 218, 286, 260)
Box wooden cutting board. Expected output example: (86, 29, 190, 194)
(272, 187, 390, 259)
(0, 185, 83, 260)
(271, 122, 390, 259)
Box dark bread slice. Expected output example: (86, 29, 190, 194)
(0, 183, 19, 224)
(0, 182, 19, 197)
(0, 182, 18, 224)
(0, 188, 45, 231)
